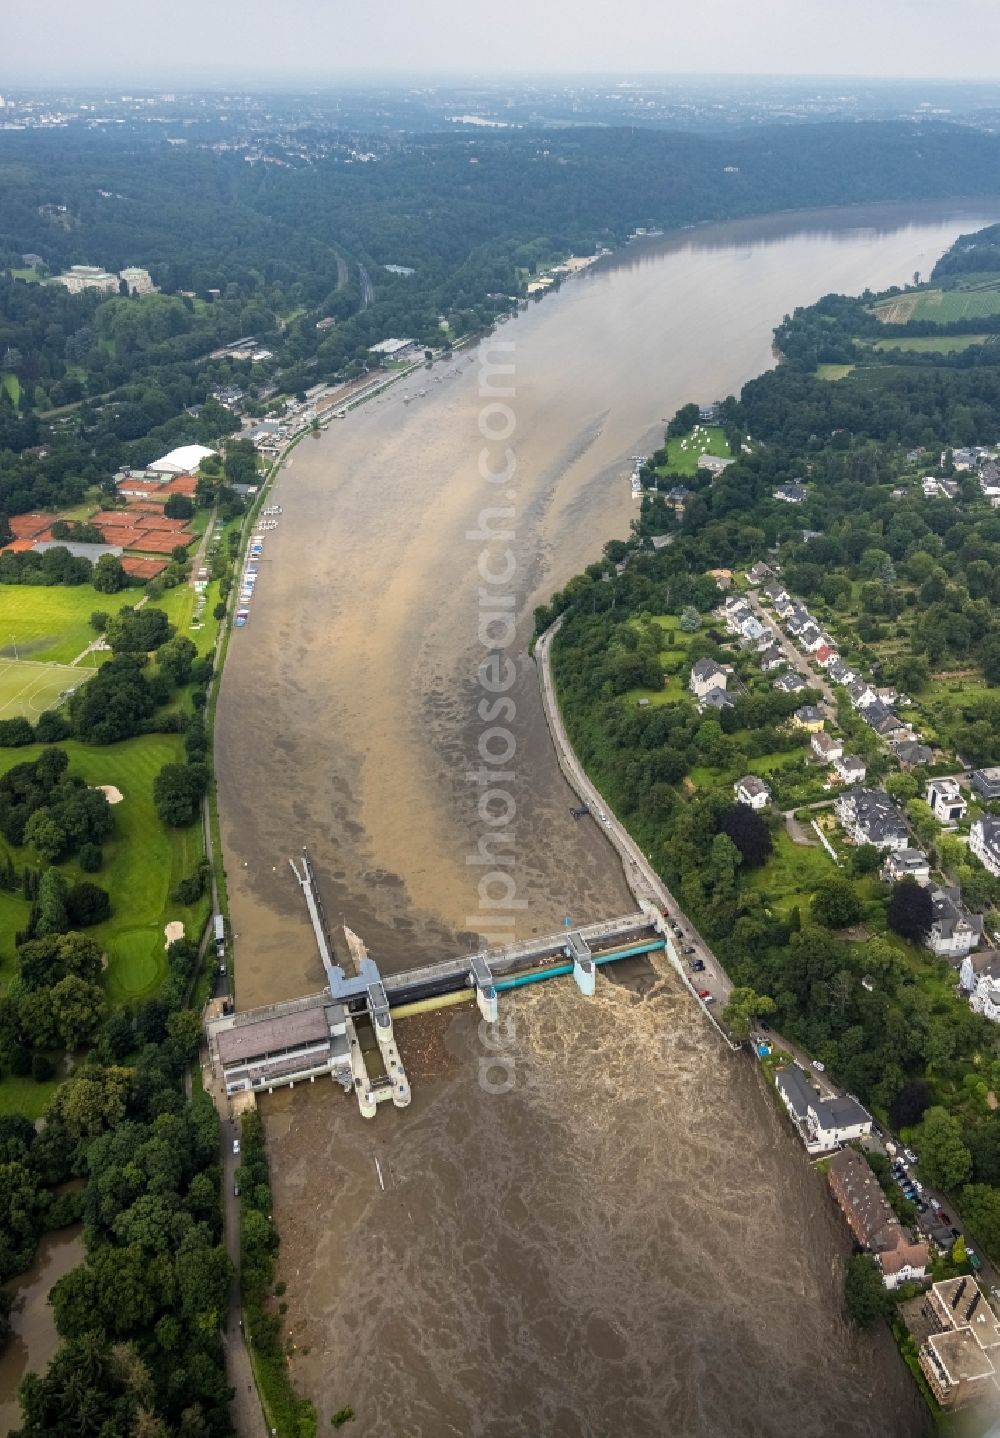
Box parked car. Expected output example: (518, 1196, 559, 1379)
(690, 960, 706, 972)
(698, 989, 712, 1000)
(234, 1184, 240, 1198)
(232, 1139, 240, 1155)
(904, 1148, 919, 1165)
(812, 1060, 825, 1073)
(939, 1212, 951, 1226)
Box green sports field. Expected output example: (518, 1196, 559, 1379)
(0, 659, 84, 718)
(0, 585, 135, 664)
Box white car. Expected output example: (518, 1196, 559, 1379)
(232, 1138, 240, 1155)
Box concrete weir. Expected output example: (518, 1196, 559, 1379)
(204, 854, 668, 1118)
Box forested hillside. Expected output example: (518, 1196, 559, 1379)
(2, 118, 1000, 523)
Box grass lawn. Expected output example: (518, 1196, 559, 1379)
(0, 659, 84, 719)
(1, 372, 21, 407)
(873, 334, 993, 354)
(0, 585, 135, 664)
(657, 425, 730, 477)
(0, 1072, 61, 1119)
(816, 364, 854, 381)
(0, 735, 208, 1005)
(744, 827, 835, 918)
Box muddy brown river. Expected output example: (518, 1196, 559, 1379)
(213, 201, 1000, 1437)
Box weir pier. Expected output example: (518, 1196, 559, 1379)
(205, 851, 678, 1118)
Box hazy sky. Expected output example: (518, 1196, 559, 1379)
(6, 0, 1000, 85)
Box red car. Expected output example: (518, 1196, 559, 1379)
(698, 989, 712, 999)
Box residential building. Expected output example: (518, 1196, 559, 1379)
(792, 705, 824, 733)
(827, 1148, 929, 1289)
(666, 485, 691, 514)
(706, 568, 734, 590)
(883, 848, 931, 886)
(775, 1065, 872, 1154)
(746, 562, 772, 586)
(863, 703, 906, 742)
(52, 263, 118, 294)
(833, 754, 867, 786)
(812, 731, 843, 764)
(759, 645, 786, 673)
(773, 672, 808, 694)
(119, 266, 154, 295)
(835, 788, 908, 851)
(915, 1278, 1000, 1409)
(734, 775, 771, 810)
(799, 624, 825, 653)
(927, 886, 982, 961)
(827, 657, 856, 686)
(760, 582, 788, 607)
(970, 817, 1000, 879)
(815, 644, 837, 668)
(971, 767, 1000, 802)
(965, 953, 1000, 1024)
(895, 740, 934, 771)
(926, 778, 968, 825)
(847, 679, 878, 710)
(701, 687, 735, 712)
(689, 658, 728, 700)
(773, 482, 808, 503)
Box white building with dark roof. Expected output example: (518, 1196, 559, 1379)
(775, 1065, 872, 1154)
(735, 775, 771, 810)
(971, 817, 1000, 879)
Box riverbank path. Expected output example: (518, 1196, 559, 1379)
(535, 619, 733, 1013)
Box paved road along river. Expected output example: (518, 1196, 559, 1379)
(214, 201, 1000, 1437)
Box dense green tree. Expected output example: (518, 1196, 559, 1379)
(919, 1106, 972, 1191)
(887, 880, 934, 942)
(843, 1254, 892, 1328)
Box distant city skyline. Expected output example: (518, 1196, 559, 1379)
(6, 0, 1000, 86)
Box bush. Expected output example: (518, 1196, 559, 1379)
(65, 881, 111, 928)
(34, 710, 70, 742)
(78, 843, 102, 873)
(31, 1053, 54, 1082)
(0, 717, 36, 747)
(153, 762, 209, 827)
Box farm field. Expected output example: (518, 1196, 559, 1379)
(658, 423, 730, 476)
(0, 659, 84, 719)
(816, 363, 854, 380)
(874, 334, 993, 353)
(873, 282, 1000, 324)
(0, 734, 208, 1006)
(0, 584, 135, 664)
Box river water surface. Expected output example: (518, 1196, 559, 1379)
(215, 201, 1000, 1436)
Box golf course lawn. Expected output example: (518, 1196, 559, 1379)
(0, 733, 209, 1006)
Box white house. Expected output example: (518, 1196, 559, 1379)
(775, 1065, 872, 1154)
(927, 886, 982, 961)
(965, 954, 1000, 1024)
(834, 754, 867, 786)
(926, 778, 968, 826)
(970, 817, 1000, 879)
(812, 731, 844, 764)
(735, 775, 771, 810)
(689, 658, 728, 699)
(883, 848, 931, 886)
(835, 788, 909, 851)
